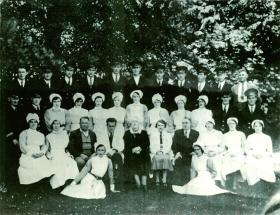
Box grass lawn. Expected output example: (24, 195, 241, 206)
(1, 179, 278, 215)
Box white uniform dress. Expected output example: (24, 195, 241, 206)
(47, 130, 79, 189)
(89, 107, 109, 145)
(221, 130, 246, 180)
(108, 106, 126, 135)
(18, 129, 54, 185)
(61, 155, 111, 199)
(190, 108, 213, 133)
(68, 107, 89, 131)
(172, 154, 229, 196)
(170, 109, 191, 130)
(241, 133, 276, 185)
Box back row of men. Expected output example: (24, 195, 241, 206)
(2, 60, 261, 111)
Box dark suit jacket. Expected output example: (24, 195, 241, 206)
(172, 129, 199, 161)
(238, 104, 265, 136)
(57, 76, 80, 109)
(7, 79, 32, 104)
(212, 82, 232, 102)
(190, 81, 214, 109)
(212, 104, 238, 133)
(67, 129, 97, 158)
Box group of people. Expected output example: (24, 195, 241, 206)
(1, 60, 276, 199)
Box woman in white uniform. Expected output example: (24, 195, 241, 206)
(46, 120, 79, 189)
(172, 143, 229, 196)
(221, 117, 246, 189)
(18, 113, 54, 185)
(68, 93, 89, 131)
(61, 144, 117, 199)
(108, 92, 126, 135)
(190, 95, 213, 133)
(170, 95, 191, 131)
(147, 93, 170, 134)
(241, 120, 276, 186)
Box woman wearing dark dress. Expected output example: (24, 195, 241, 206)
(123, 118, 150, 191)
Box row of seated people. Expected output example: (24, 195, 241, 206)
(2, 61, 260, 112)
(14, 112, 276, 199)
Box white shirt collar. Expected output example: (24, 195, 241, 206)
(130, 128, 142, 134)
(80, 129, 89, 137)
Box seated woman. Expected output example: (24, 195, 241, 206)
(170, 95, 191, 131)
(221, 117, 246, 189)
(172, 143, 229, 196)
(108, 92, 126, 135)
(61, 144, 117, 199)
(46, 120, 79, 189)
(89, 92, 108, 144)
(44, 93, 71, 132)
(125, 90, 148, 130)
(68, 93, 89, 131)
(241, 120, 276, 186)
(195, 119, 224, 185)
(123, 118, 150, 190)
(18, 113, 54, 185)
(147, 94, 170, 134)
(149, 120, 173, 187)
(190, 95, 213, 133)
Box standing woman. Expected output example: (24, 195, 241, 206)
(170, 95, 191, 131)
(190, 95, 213, 133)
(241, 120, 276, 186)
(125, 90, 148, 130)
(221, 117, 246, 189)
(46, 120, 79, 189)
(123, 118, 150, 190)
(68, 93, 89, 131)
(108, 92, 126, 135)
(44, 93, 71, 133)
(149, 120, 173, 187)
(89, 92, 108, 144)
(18, 113, 54, 185)
(147, 93, 170, 134)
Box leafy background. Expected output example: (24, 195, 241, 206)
(1, 0, 280, 135)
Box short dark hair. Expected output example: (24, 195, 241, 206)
(51, 120, 60, 129)
(156, 119, 167, 128)
(80, 116, 90, 123)
(193, 144, 204, 154)
(96, 144, 106, 151)
(106, 117, 117, 125)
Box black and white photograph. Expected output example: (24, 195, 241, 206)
(0, 0, 280, 214)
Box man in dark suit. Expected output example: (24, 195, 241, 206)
(7, 67, 32, 106)
(67, 116, 97, 170)
(31, 67, 59, 109)
(58, 64, 80, 109)
(3, 94, 25, 189)
(23, 93, 46, 134)
(238, 88, 265, 136)
(170, 117, 199, 186)
(79, 64, 102, 109)
(212, 68, 232, 104)
(191, 65, 213, 109)
(212, 92, 238, 133)
(103, 62, 128, 107)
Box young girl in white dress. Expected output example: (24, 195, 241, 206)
(190, 95, 213, 133)
(18, 113, 54, 185)
(68, 93, 89, 131)
(61, 144, 117, 199)
(125, 90, 148, 130)
(172, 143, 229, 196)
(241, 120, 276, 186)
(170, 95, 191, 131)
(46, 120, 79, 189)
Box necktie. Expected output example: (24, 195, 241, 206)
(115, 74, 119, 83)
(47, 81, 50, 88)
(218, 82, 222, 90)
(109, 132, 113, 148)
(37, 106, 40, 111)
(20, 80, 24, 87)
(198, 83, 202, 92)
(90, 77, 93, 86)
(160, 132, 163, 150)
(250, 106, 254, 113)
(223, 105, 227, 113)
(241, 83, 245, 99)
(184, 130, 189, 138)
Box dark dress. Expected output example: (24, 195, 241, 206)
(123, 130, 150, 176)
(170, 129, 199, 186)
